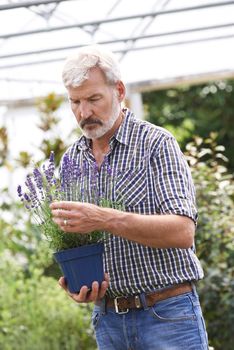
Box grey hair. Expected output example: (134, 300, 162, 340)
(62, 45, 121, 87)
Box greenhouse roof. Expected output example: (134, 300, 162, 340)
(0, 0, 234, 102)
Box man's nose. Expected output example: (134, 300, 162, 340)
(79, 101, 92, 119)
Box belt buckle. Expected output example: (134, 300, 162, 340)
(114, 297, 129, 314)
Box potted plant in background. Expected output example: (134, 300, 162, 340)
(17, 151, 112, 293)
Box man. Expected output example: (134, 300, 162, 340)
(50, 45, 209, 349)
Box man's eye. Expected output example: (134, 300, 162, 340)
(90, 97, 100, 102)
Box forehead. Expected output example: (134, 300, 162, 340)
(67, 67, 110, 99)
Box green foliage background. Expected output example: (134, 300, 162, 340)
(185, 135, 234, 350)
(0, 253, 96, 350)
(143, 79, 234, 171)
(0, 84, 233, 349)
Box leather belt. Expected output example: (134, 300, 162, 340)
(103, 282, 192, 314)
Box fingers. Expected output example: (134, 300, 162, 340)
(59, 276, 91, 302)
(98, 280, 109, 299)
(50, 201, 80, 211)
(51, 209, 77, 219)
(69, 282, 101, 303)
(58, 273, 109, 304)
(73, 285, 91, 302)
(98, 273, 109, 299)
(50, 208, 79, 232)
(50, 201, 98, 218)
(66, 283, 98, 303)
(50, 202, 78, 225)
(58, 276, 68, 291)
(52, 216, 74, 228)
(50, 201, 103, 234)
(50, 202, 85, 232)
(53, 218, 85, 233)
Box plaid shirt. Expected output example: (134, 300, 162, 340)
(62, 108, 204, 297)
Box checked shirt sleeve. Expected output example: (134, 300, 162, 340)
(152, 136, 198, 224)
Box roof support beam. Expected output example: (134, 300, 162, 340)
(0, 33, 233, 69)
(0, 0, 70, 11)
(1, 1, 234, 39)
(0, 22, 233, 59)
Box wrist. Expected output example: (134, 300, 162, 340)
(100, 207, 127, 234)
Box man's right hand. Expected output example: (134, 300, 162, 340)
(58, 273, 109, 303)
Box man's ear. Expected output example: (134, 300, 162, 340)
(116, 81, 126, 102)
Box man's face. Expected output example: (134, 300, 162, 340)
(67, 67, 122, 140)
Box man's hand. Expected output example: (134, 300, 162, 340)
(50, 201, 106, 233)
(50, 200, 194, 249)
(59, 273, 109, 303)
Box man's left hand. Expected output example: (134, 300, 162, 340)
(50, 201, 105, 233)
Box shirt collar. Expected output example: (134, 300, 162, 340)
(76, 108, 135, 151)
(76, 135, 91, 151)
(113, 108, 134, 146)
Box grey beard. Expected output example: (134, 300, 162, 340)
(81, 99, 121, 140)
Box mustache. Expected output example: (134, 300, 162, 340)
(80, 118, 103, 128)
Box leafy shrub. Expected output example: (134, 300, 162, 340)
(0, 253, 97, 350)
(143, 79, 234, 172)
(186, 134, 234, 350)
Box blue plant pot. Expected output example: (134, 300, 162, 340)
(54, 242, 104, 293)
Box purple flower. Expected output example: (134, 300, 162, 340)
(25, 175, 37, 198)
(17, 150, 119, 249)
(23, 193, 31, 202)
(61, 154, 71, 190)
(60, 153, 80, 200)
(17, 185, 23, 198)
(33, 168, 43, 191)
(39, 151, 56, 188)
(17, 184, 34, 210)
(43, 162, 55, 186)
(61, 154, 70, 183)
(90, 162, 99, 204)
(49, 151, 54, 163)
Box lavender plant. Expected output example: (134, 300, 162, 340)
(17, 151, 113, 251)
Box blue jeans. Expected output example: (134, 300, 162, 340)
(91, 287, 209, 350)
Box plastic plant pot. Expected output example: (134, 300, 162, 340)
(54, 242, 104, 293)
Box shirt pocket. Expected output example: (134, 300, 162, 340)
(114, 168, 147, 207)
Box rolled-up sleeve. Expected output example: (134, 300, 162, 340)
(152, 136, 198, 224)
